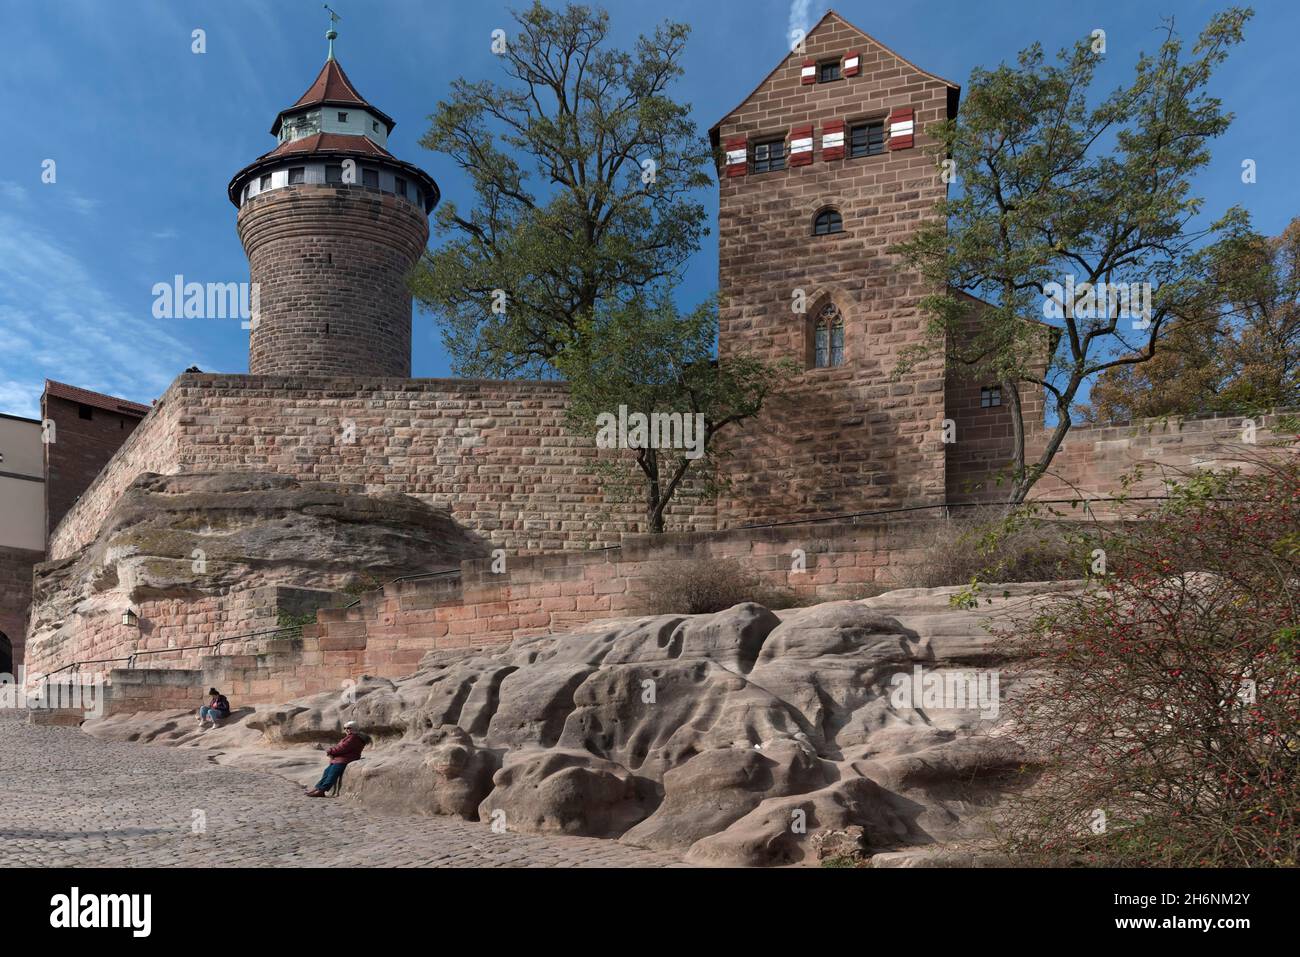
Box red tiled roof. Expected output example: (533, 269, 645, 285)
(293, 58, 368, 110)
(272, 58, 395, 137)
(43, 380, 151, 417)
(261, 132, 395, 161)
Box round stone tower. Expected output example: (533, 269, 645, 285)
(227, 42, 439, 378)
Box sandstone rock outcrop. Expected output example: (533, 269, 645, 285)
(27, 471, 487, 669)
(87, 582, 1073, 865)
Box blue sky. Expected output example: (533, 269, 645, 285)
(0, 0, 1295, 418)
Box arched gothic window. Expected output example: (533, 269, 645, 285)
(814, 303, 845, 368)
(813, 207, 843, 236)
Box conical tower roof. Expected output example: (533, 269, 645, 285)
(271, 57, 395, 137)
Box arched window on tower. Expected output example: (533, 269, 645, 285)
(813, 207, 843, 236)
(813, 303, 845, 368)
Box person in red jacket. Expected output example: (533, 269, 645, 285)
(305, 721, 368, 797)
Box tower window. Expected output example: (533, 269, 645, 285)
(372, 120, 380, 133)
(849, 121, 886, 158)
(259, 174, 272, 190)
(337, 111, 349, 122)
(325, 165, 343, 183)
(288, 167, 305, 185)
(752, 139, 786, 174)
(394, 177, 407, 198)
(818, 60, 842, 83)
(814, 303, 845, 368)
(813, 208, 843, 236)
(981, 386, 1002, 408)
(362, 168, 379, 188)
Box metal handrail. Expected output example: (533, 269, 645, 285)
(40, 625, 301, 679)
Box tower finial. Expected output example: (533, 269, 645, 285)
(324, 4, 341, 60)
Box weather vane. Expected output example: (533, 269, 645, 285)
(324, 4, 342, 60)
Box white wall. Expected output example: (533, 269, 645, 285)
(0, 416, 45, 550)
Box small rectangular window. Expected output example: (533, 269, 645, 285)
(78, 404, 93, 420)
(362, 168, 379, 188)
(288, 167, 305, 185)
(337, 111, 348, 122)
(980, 386, 1002, 408)
(259, 173, 272, 190)
(818, 60, 841, 83)
(372, 120, 380, 133)
(849, 121, 886, 158)
(752, 139, 786, 174)
(394, 177, 407, 198)
(325, 165, 343, 184)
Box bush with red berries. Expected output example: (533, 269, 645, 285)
(997, 453, 1299, 866)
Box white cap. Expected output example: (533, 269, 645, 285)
(343, 720, 357, 729)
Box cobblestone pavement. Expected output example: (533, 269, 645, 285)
(0, 712, 682, 868)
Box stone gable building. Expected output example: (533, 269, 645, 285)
(712, 11, 960, 524)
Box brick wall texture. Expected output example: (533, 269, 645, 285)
(45, 519, 935, 706)
(238, 184, 429, 378)
(47, 373, 717, 561)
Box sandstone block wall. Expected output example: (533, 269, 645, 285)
(273, 519, 933, 704)
(1027, 411, 1297, 507)
(82, 518, 940, 710)
(48, 373, 717, 561)
(238, 184, 428, 378)
(714, 12, 954, 525)
(21, 583, 340, 680)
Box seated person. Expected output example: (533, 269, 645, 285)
(197, 688, 231, 729)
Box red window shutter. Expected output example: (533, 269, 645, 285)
(843, 51, 861, 77)
(821, 120, 845, 161)
(724, 136, 748, 177)
(800, 59, 816, 85)
(789, 125, 814, 167)
(888, 107, 915, 150)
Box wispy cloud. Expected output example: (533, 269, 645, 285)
(64, 191, 102, 216)
(0, 180, 29, 204)
(788, 0, 814, 43)
(0, 210, 211, 419)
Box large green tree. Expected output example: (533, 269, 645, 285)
(413, 1, 712, 378)
(893, 8, 1252, 504)
(556, 296, 795, 533)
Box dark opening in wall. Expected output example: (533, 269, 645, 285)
(78, 404, 93, 420)
(813, 208, 843, 236)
